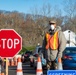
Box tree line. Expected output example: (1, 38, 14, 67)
(0, 0, 76, 47)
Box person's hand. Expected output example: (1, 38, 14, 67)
(58, 52, 62, 58)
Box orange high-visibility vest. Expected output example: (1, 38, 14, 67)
(45, 31, 59, 50)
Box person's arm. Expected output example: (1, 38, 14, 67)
(58, 31, 67, 58)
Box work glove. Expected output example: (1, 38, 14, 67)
(58, 52, 62, 58)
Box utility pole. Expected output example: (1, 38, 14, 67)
(75, 34, 76, 46)
(68, 30, 70, 47)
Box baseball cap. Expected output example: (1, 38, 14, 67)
(49, 20, 56, 24)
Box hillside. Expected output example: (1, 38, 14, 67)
(0, 10, 47, 47)
(0, 10, 76, 47)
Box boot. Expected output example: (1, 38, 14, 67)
(47, 62, 52, 70)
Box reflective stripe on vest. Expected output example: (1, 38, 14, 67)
(45, 31, 59, 50)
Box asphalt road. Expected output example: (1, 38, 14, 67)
(5, 61, 76, 75)
(8, 62, 47, 75)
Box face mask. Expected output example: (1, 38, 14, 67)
(50, 25, 55, 30)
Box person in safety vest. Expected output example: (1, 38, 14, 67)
(42, 20, 66, 70)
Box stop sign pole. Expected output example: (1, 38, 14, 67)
(0, 29, 22, 75)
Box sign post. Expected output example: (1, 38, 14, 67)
(0, 29, 22, 75)
(6, 58, 8, 75)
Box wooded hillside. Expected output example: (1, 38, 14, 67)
(0, 0, 76, 47)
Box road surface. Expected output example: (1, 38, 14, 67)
(8, 61, 47, 75)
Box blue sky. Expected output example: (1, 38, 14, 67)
(0, 0, 65, 15)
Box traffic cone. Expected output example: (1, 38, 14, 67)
(1, 63, 5, 75)
(36, 56, 43, 75)
(11, 59, 14, 66)
(14, 57, 17, 66)
(0, 65, 5, 75)
(57, 58, 63, 70)
(8, 59, 10, 66)
(16, 57, 23, 75)
(0, 64, 1, 75)
(1, 73, 5, 75)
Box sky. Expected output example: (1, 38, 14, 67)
(0, 0, 65, 15)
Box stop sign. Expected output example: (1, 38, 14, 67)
(0, 29, 22, 57)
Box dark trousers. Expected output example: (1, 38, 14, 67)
(47, 60, 57, 70)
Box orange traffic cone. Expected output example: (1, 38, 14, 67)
(0, 65, 5, 75)
(11, 59, 14, 66)
(0, 64, 1, 75)
(36, 56, 43, 75)
(14, 57, 17, 66)
(8, 59, 10, 66)
(57, 58, 63, 70)
(1, 73, 5, 75)
(16, 57, 23, 75)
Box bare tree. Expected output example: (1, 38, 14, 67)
(41, 3, 51, 17)
(63, 0, 76, 32)
(29, 3, 52, 43)
(53, 5, 63, 26)
(63, 0, 76, 19)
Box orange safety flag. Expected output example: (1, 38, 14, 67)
(46, 31, 59, 50)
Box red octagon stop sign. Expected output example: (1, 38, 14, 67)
(0, 29, 22, 58)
